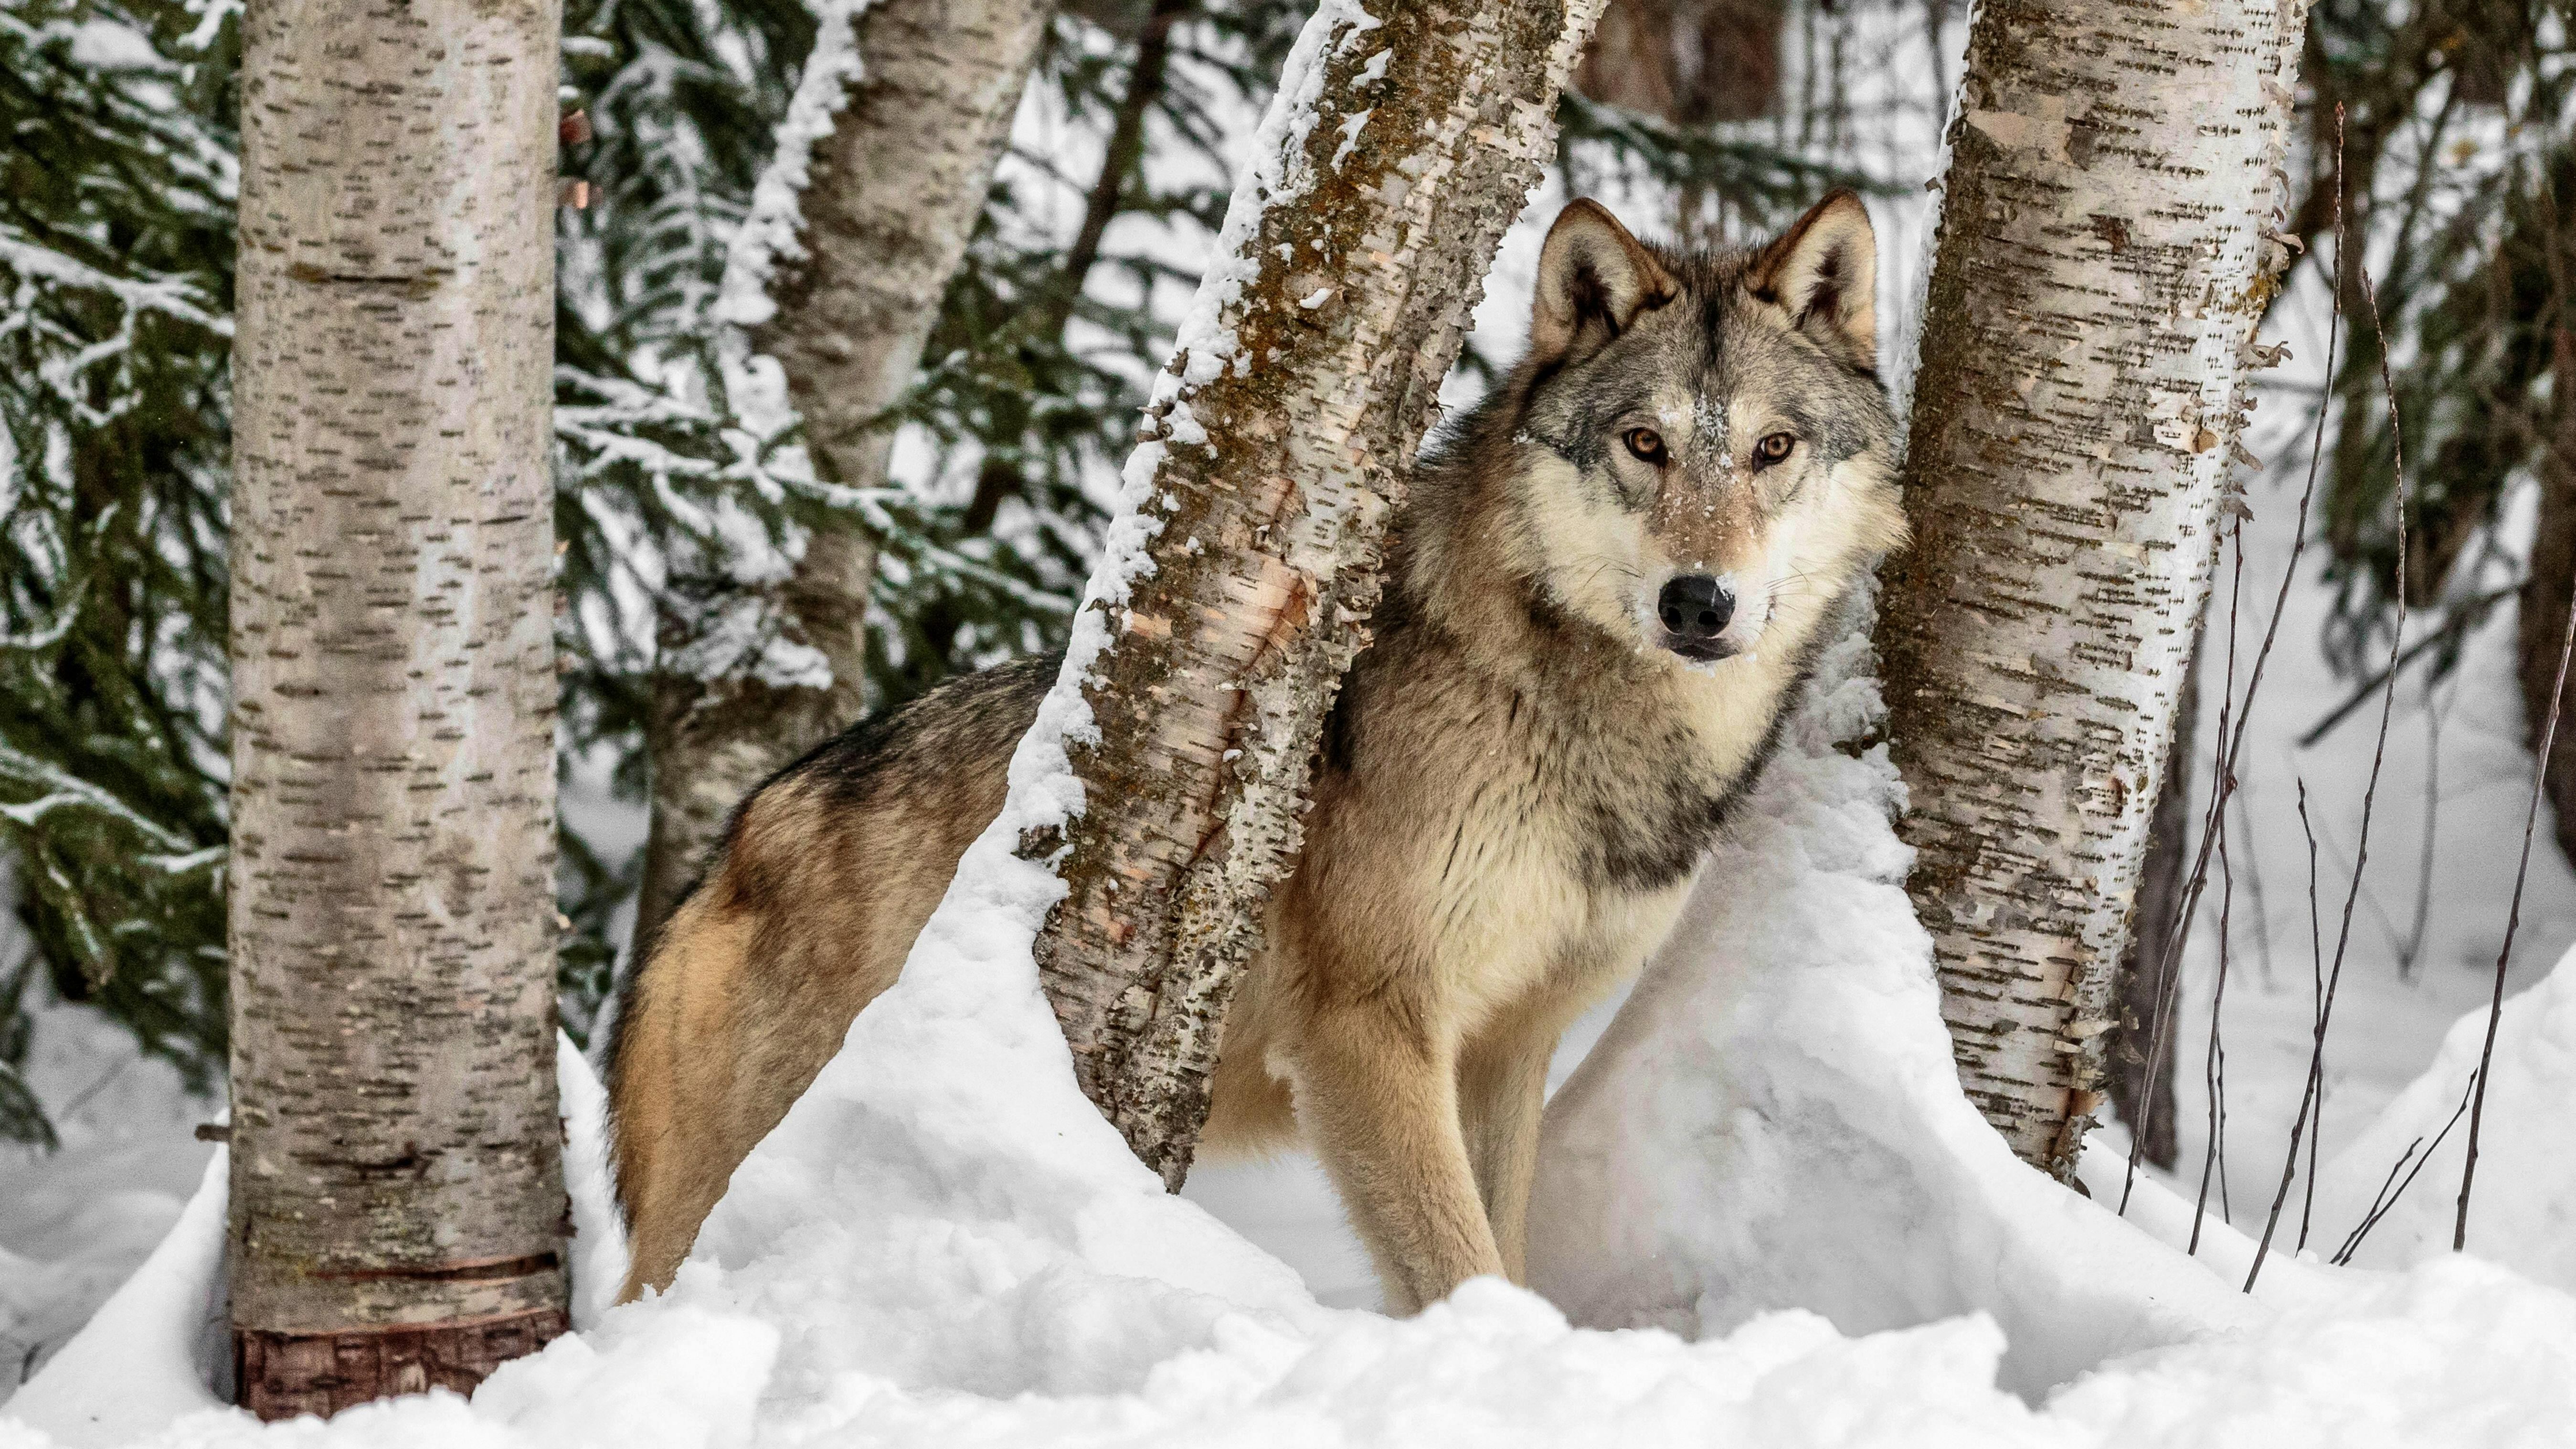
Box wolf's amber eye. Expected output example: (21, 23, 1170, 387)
(1624, 428, 1668, 465)
(1755, 432, 1797, 466)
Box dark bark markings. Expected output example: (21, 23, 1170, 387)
(1878, 0, 2311, 1179)
(228, 0, 568, 1417)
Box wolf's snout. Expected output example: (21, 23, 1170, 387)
(1657, 575, 1735, 655)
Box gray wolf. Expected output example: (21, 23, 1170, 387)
(608, 191, 1907, 1310)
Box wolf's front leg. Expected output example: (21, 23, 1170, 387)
(1458, 1020, 1553, 1283)
(1291, 1002, 1504, 1313)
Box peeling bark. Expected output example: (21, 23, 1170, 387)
(1025, 0, 1607, 1187)
(635, 0, 1053, 943)
(227, 0, 566, 1417)
(1877, 0, 2310, 1179)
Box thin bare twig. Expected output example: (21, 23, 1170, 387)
(2342, 1140, 2431, 1264)
(2295, 780, 2328, 1251)
(2190, 875, 2235, 1249)
(2340, 1075, 2475, 1266)
(2456, 568, 2576, 1249)
(2285, 117, 2352, 1257)
(2215, 825, 2239, 1227)
(2397, 691, 2443, 979)
(2246, 243, 2411, 1294)
(2192, 528, 2251, 1255)
(2455, 46, 2576, 1252)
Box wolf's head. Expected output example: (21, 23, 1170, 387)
(1480, 192, 1907, 666)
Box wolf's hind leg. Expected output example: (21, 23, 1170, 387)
(1291, 1003, 1503, 1313)
(618, 1152, 731, 1303)
(609, 905, 760, 1302)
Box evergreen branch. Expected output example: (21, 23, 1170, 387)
(0, 738, 199, 855)
(0, 233, 232, 337)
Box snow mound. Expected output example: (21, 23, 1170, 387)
(5, 1037, 628, 1447)
(3, 1151, 226, 1447)
(0, 996, 212, 1396)
(2047, 1255, 2576, 1448)
(1528, 608, 2269, 1397)
(2308, 947, 2576, 1290)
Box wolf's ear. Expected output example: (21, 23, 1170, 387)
(1529, 200, 1676, 365)
(1748, 190, 1877, 371)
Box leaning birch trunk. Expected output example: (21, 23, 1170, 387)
(1025, 0, 1605, 1186)
(635, 0, 1052, 942)
(227, 0, 564, 1418)
(1876, 0, 2310, 1179)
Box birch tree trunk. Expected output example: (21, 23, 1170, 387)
(635, 0, 1052, 942)
(904, 0, 1187, 690)
(227, 0, 565, 1417)
(1877, 0, 2309, 1180)
(1026, 0, 1605, 1187)
(2110, 642, 2196, 1169)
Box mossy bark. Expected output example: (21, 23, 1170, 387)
(1025, 0, 1607, 1188)
(1877, 0, 2310, 1179)
(228, 0, 566, 1416)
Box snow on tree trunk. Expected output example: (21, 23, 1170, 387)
(634, 0, 1052, 942)
(226, 0, 566, 1418)
(1026, 0, 1606, 1188)
(1876, 0, 2310, 1180)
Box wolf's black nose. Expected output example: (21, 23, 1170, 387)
(1657, 575, 1734, 642)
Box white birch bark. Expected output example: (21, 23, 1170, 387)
(1027, 0, 1607, 1186)
(1877, 0, 2310, 1178)
(226, 0, 565, 1417)
(636, 0, 1052, 941)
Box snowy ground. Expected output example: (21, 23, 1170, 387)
(0, 1003, 210, 1396)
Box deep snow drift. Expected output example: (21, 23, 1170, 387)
(1527, 615, 2263, 1398)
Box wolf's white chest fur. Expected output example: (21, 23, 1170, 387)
(1413, 651, 1797, 1044)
